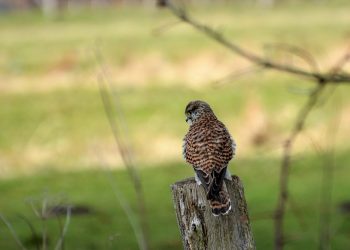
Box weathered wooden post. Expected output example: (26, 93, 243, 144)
(171, 175, 255, 250)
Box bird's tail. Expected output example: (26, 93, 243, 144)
(207, 188, 231, 216)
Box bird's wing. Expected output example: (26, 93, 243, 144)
(211, 121, 234, 172)
(231, 136, 236, 159)
(185, 121, 234, 191)
(204, 121, 233, 199)
(182, 137, 187, 160)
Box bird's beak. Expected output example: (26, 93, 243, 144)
(185, 117, 189, 122)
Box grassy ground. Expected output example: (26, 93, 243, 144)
(0, 4, 349, 75)
(1, 154, 350, 249)
(0, 2, 350, 249)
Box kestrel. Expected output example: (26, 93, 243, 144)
(183, 100, 236, 216)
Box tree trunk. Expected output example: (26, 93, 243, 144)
(171, 175, 255, 250)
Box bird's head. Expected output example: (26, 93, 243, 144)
(185, 100, 214, 125)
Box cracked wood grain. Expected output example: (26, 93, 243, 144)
(171, 176, 255, 250)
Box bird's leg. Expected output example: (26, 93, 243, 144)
(224, 168, 233, 181)
(195, 172, 202, 185)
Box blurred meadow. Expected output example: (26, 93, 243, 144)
(0, 0, 350, 249)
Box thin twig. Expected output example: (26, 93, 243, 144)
(94, 46, 149, 250)
(152, 20, 182, 36)
(55, 215, 64, 250)
(54, 206, 71, 250)
(28, 200, 40, 218)
(95, 150, 146, 250)
(0, 213, 27, 250)
(318, 150, 335, 250)
(94, 47, 143, 194)
(41, 197, 47, 250)
(318, 92, 342, 250)
(329, 46, 350, 75)
(263, 42, 319, 73)
(165, 1, 350, 84)
(275, 83, 325, 249)
(18, 214, 40, 250)
(212, 65, 264, 86)
(97, 79, 148, 250)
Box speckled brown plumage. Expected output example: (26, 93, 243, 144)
(183, 100, 236, 216)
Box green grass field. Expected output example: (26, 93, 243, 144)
(0, 2, 350, 249)
(1, 154, 350, 249)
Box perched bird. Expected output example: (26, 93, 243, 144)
(183, 100, 236, 216)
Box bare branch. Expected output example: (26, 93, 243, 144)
(165, 1, 350, 84)
(212, 66, 263, 86)
(95, 150, 146, 250)
(55, 215, 64, 250)
(94, 47, 141, 192)
(152, 20, 182, 36)
(18, 215, 40, 250)
(274, 84, 325, 250)
(54, 206, 71, 250)
(263, 43, 319, 73)
(0, 213, 27, 250)
(318, 94, 342, 250)
(97, 78, 149, 250)
(329, 46, 350, 75)
(94, 46, 149, 250)
(41, 197, 48, 250)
